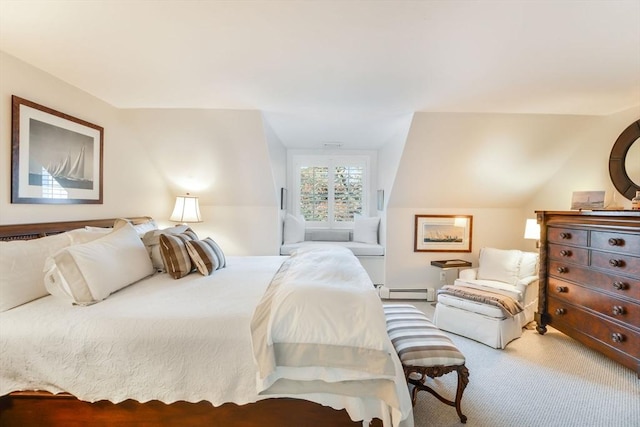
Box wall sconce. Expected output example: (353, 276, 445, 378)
(170, 193, 202, 224)
(524, 218, 540, 248)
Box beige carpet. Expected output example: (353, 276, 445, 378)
(396, 301, 639, 427)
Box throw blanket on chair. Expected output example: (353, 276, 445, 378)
(438, 285, 523, 316)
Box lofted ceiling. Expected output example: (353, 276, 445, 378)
(1, 0, 639, 150)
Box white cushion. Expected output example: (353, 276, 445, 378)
(283, 214, 305, 244)
(477, 247, 521, 285)
(519, 251, 539, 278)
(280, 241, 384, 256)
(68, 228, 113, 245)
(44, 223, 154, 305)
(0, 232, 73, 312)
(114, 218, 158, 237)
(436, 294, 506, 319)
(353, 216, 380, 244)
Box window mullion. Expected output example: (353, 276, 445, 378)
(328, 161, 335, 228)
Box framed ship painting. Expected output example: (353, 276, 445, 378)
(11, 96, 103, 204)
(414, 214, 473, 252)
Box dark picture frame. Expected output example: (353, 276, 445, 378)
(414, 214, 473, 252)
(11, 96, 104, 204)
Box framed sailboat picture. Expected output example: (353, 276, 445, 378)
(414, 214, 473, 252)
(11, 96, 103, 204)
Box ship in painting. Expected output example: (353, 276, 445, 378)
(423, 229, 462, 243)
(45, 145, 93, 190)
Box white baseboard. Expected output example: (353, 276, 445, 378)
(379, 287, 435, 302)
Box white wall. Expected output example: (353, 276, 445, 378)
(524, 106, 640, 212)
(121, 108, 282, 255)
(1, 52, 283, 256)
(376, 114, 412, 247)
(384, 109, 640, 290)
(262, 116, 288, 247)
(0, 52, 171, 224)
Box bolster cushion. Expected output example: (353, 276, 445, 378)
(383, 303, 465, 367)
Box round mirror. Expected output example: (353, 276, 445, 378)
(625, 138, 640, 185)
(609, 120, 640, 200)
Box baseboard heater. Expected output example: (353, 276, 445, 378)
(380, 287, 435, 302)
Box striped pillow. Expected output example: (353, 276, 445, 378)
(185, 237, 226, 276)
(383, 304, 465, 367)
(159, 229, 198, 279)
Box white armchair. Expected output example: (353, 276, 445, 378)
(433, 247, 539, 349)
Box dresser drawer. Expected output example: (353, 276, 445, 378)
(547, 227, 588, 246)
(591, 230, 640, 256)
(548, 243, 588, 265)
(548, 278, 640, 328)
(548, 260, 640, 300)
(591, 251, 640, 277)
(548, 297, 640, 358)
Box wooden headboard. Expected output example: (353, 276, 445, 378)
(0, 217, 153, 241)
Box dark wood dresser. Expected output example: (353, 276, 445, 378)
(535, 211, 639, 376)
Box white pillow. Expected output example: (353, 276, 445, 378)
(68, 227, 113, 245)
(114, 218, 158, 237)
(44, 223, 154, 305)
(519, 251, 539, 278)
(0, 232, 73, 312)
(283, 214, 305, 244)
(477, 247, 522, 285)
(353, 216, 380, 244)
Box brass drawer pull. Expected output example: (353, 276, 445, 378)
(557, 266, 568, 274)
(609, 259, 624, 268)
(559, 250, 572, 257)
(612, 281, 628, 290)
(556, 286, 568, 293)
(612, 306, 626, 316)
(611, 333, 625, 343)
(608, 238, 624, 246)
(555, 308, 566, 315)
(559, 232, 571, 240)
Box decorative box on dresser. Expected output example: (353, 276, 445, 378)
(535, 211, 639, 377)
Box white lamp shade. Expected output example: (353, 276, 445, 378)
(170, 195, 202, 223)
(524, 219, 540, 240)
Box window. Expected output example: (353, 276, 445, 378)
(294, 155, 368, 228)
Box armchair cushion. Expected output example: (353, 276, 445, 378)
(519, 252, 538, 278)
(458, 268, 478, 281)
(477, 248, 521, 285)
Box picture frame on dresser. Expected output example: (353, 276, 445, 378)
(11, 95, 104, 204)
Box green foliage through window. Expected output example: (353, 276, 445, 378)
(299, 164, 364, 223)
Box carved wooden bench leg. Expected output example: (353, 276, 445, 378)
(383, 304, 470, 424)
(404, 364, 469, 423)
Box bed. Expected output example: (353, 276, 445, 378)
(0, 217, 413, 427)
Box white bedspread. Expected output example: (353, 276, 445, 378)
(0, 255, 413, 427)
(251, 246, 412, 427)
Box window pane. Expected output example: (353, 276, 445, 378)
(300, 166, 328, 221)
(333, 165, 363, 222)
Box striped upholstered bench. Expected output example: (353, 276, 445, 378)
(383, 303, 469, 423)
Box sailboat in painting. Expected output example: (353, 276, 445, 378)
(45, 145, 93, 190)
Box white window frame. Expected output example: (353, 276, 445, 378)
(292, 154, 370, 229)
